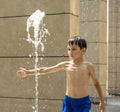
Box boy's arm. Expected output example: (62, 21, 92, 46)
(89, 63, 105, 112)
(17, 67, 37, 78)
(17, 62, 66, 78)
(37, 62, 65, 74)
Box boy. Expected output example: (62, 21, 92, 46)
(17, 36, 104, 112)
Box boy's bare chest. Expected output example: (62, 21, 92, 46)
(66, 66, 89, 79)
(65, 62, 89, 77)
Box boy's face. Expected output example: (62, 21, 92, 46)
(67, 43, 84, 60)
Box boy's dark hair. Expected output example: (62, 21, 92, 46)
(67, 36, 87, 49)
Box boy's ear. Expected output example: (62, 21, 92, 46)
(82, 48, 86, 54)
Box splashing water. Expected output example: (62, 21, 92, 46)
(26, 10, 50, 112)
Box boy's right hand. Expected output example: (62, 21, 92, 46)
(16, 67, 28, 78)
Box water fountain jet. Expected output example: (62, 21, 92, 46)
(26, 9, 50, 112)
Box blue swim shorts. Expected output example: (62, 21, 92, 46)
(62, 95, 91, 112)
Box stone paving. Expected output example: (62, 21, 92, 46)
(91, 96, 120, 112)
(92, 104, 120, 112)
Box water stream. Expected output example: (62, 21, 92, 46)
(26, 10, 50, 112)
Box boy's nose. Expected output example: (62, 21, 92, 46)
(69, 52, 74, 57)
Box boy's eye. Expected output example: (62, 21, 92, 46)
(67, 48, 70, 51)
(67, 48, 76, 51)
(72, 48, 76, 50)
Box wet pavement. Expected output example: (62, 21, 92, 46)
(92, 104, 120, 112)
(91, 96, 120, 112)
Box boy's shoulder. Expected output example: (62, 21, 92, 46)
(84, 61, 93, 65)
(59, 61, 72, 65)
(57, 61, 70, 66)
(83, 61, 94, 68)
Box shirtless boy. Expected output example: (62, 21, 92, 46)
(17, 36, 104, 112)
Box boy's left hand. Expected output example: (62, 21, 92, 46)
(99, 102, 105, 112)
(16, 67, 28, 78)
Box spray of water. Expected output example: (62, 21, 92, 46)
(26, 10, 50, 112)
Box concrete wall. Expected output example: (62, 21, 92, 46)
(79, 0, 107, 97)
(0, 0, 120, 111)
(0, 0, 80, 112)
(108, 0, 120, 93)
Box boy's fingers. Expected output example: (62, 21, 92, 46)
(19, 67, 25, 70)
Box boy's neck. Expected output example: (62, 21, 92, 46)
(72, 57, 84, 65)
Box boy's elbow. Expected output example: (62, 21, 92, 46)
(38, 68, 47, 74)
(94, 80, 100, 87)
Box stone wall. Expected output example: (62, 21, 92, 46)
(0, 0, 119, 111)
(108, 0, 120, 94)
(79, 0, 107, 97)
(0, 0, 80, 112)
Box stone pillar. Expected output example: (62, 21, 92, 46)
(70, 0, 80, 37)
(0, 0, 80, 112)
(108, 0, 120, 95)
(79, 0, 107, 97)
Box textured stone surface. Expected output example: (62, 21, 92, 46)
(108, 0, 120, 91)
(0, 0, 119, 111)
(0, 0, 79, 111)
(80, 0, 107, 96)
